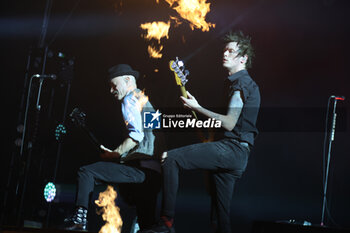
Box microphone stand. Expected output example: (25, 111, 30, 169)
(16, 75, 48, 227)
(16, 46, 50, 226)
(320, 97, 339, 226)
(36, 79, 44, 110)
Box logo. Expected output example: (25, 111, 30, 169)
(143, 109, 222, 130)
(144, 110, 161, 129)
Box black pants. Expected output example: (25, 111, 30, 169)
(76, 160, 160, 229)
(161, 138, 250, 233)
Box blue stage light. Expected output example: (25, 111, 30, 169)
(55, 124, 67, 141)
(44, 182, 56, 202)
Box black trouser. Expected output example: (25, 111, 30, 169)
(161, 138, 250, 233)
(76, 160, 160, 229)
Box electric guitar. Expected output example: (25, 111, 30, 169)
(169, 57, 197, 119)
(169, 58, 216, 143)
(69, 108, 104, 153)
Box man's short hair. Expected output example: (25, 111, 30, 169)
(224, 30, 255, 68)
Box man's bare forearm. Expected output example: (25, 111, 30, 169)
(114, 137, 138, 155)
(193, 91, 243, 131)
(181, 90, 243, 131)
(194, 106, 239, 131)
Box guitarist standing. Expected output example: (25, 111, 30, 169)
(148, 31, 260, 233)
(64, 64, 162, 232)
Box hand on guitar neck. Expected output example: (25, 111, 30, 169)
(180, 91, 201, 112)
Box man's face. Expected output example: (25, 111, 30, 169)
(222, 42, 245, 70)
(110, 76, 130, 100)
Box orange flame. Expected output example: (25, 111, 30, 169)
(164, 0, 176, 5)
(169, 16, 183, 27)
(95, 185, 123, 233)
(140, 21, 170, 58)
(140, 0, 215, 58)
(147, 45, 163, 59)
(164, 0, 215, 31)
(140, 21, 171, 43)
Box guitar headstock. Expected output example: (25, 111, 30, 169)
(69, 108, 87, 128)
(169, 57, 190, 87)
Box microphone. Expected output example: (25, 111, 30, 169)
(330, 95, 345, 101)
(32, 74, 57, 80)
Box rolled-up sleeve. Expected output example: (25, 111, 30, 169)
(121, 94, 144, 143)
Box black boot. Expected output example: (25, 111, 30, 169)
(141, 217, 175, 233)
(64, 206, 88, 231)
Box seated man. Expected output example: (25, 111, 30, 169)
(64, 64, 163, 232)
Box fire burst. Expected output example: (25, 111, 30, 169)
(164, 0, 215, 32)
(140, 21, 171, 43)
(147, 45, 163, 59)
(140, 21, 170, 58)
(95, 186, 123, 233)
(140, 0, 215, 59)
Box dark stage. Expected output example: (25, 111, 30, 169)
(1, 0, 350, 232)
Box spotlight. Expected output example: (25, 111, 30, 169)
(55, 124, 67, 141)
(58, 52, 65, 58)
(44, 182, 56, 202)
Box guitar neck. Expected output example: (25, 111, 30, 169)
(169, 58, 198, 119)
(180, 86, 187, 98)
(81, 126, 103, 152)
(179, 86, 197, 119)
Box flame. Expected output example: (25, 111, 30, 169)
(95, 186, 123, 233)
(140, 0, 215, 58)
(147, 45, 163, 59)
(164, 0, 215, 31)
(169, 16, 182, 27)
(140, 21, 170, 58)
(164, 0, 177, 5)
(140, 21, 171, 43)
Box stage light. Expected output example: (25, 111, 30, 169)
(44, 182, 56, 202)
(55, 124, 66, 141)
(58, 52, 65, 58)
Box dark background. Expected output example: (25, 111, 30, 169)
(1, 0, 350, 232)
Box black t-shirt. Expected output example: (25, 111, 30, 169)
(223, 70, 260, 146)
